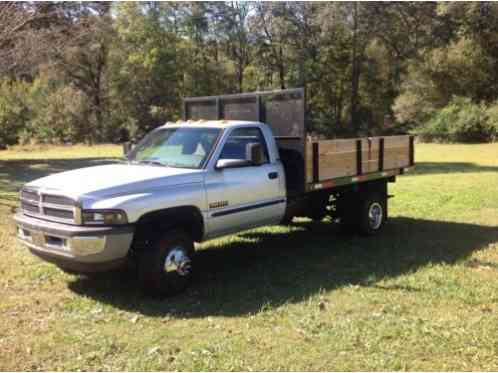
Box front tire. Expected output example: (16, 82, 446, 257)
(138, 230, 194, 297)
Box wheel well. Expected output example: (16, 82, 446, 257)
(338, 179, 387, 197)
(278, 146, 305, 195)
(334, 179, 388, 220)
(132, 206, 204, 249)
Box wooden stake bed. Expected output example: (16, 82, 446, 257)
(305, 135, 414, 187)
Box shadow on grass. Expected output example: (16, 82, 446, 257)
(0, 157, 119, 197)
(414, 162, 498, 175)
(68, 217, 498, 318)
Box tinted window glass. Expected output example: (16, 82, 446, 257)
(219, 128, 269, 163)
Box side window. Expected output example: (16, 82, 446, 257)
(219, 127, 270, 163)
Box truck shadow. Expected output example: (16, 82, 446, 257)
(0, 157, 119, 192)
(414, 162, 498, 175)
(0, 157, 119, 207)
(68, 217, 498, 318)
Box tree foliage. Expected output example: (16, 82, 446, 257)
(0, 1, 497, 146)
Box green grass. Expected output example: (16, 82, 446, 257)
(1, 143, 498, 371)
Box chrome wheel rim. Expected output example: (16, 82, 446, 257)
(368, 202, 383, 230)
(164, 247, 191, 276)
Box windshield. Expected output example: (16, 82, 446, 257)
(127, 127, 221, 169)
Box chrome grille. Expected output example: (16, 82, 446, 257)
(21, 189, 39, 203)
(21, 201, 40, 213)
(42, 194, 74, 206)
(20, 188, 79, 224)
(43, 207, 74, 220)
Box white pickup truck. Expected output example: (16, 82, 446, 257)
(14, 88, 414, 296)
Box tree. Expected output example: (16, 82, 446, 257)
(250, 2, 290, 90)
(1, 1, 497, 144)
(0, 2, 45, 74)
(48, 3, 113, 142)
(7, 3, 114, 142)
(109, 2, 181, 139)
(213, 2, 252, 93)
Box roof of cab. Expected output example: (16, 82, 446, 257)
(159, 120, 263, 129)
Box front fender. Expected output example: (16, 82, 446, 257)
(81, 182, 207, 224)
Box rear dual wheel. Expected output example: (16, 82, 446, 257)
(358, 194, 386, 235)
(340, 192, 387, 236)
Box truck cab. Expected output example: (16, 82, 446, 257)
(14, 120, 288, 296)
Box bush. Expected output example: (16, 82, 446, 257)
(485, 101, 498, 142)
(393, 90, 436, 131)
(418, 96, 491, 143)
(0, 76, 98, 147)
(0, 80, 31, 148)
(26, 83, 92, 144)
(30, 86, 90, 143)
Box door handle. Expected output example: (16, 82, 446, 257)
(268, 172, 278, 180)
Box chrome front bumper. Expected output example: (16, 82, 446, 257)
(14, 212, 134, 272)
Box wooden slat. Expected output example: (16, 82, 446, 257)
(304, 135, 411, 184)
(306, 136, 410, 183)
(383, 136, 410, 169)
(316, 139, 357, 180)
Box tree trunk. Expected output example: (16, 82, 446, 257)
(93, 42, 106, 143)
(336, 80, 344, 127)
(350, 2, 360, 133)
(278, 43, 285, 89)
(238, 62, 243, 93)
(93, 93, 101, 144)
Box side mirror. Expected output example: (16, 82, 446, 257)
(246, 143, 264, 165)
(123, 141, 135, 157)
(215, 159, 252, 170)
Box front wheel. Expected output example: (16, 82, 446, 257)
(138, 230, 194, 297)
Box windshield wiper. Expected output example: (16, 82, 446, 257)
(130, 160, 167, 167)
(165, 163, 194, 169)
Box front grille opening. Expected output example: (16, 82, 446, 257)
(21, 190, 39, 203)
(18, 228, 32, 240)
(43, 207, 74, 220)
(45, 235, 67, 248)
(42, 195, 75, 206)
(21, 201, 39, 213)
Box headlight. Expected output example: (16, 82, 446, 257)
(82, 210, 128, 225)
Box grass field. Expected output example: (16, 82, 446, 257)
(1, 143, 498, 371)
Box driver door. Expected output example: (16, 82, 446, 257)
(204, 127, 285, 238)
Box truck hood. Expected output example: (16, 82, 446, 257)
(26, 163, 204, 200)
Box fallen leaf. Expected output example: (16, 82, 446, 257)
(147, 346, 160, 355)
